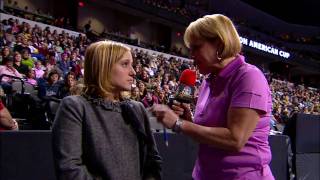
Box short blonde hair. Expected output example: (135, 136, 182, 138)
(83, 40, 131, 97)
(184, 14, 241, 59)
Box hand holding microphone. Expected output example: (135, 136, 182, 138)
(151, 69, 197, 130)
(171, 69, 197, 105)
(172, 101, 193, 122)
(169, 69, 196, 121)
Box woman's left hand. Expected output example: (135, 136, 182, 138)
(172, 100, 193, 121)
(150, 104, 179, 129)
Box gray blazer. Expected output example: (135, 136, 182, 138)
(52, 95, 162, 180)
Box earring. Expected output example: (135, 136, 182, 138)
(216, 51, 222, 61)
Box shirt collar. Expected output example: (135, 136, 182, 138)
(205, 55, 245, 83)
(217, 55, 245, 79)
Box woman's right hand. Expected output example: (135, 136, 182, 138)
(171, 100, 193, 122)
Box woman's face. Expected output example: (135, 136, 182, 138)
(67, 75, 75, 87)
(110, 51, 136, 92)
(138, 82, 145, 90)
(190, 40, 220, 75)
(132, 87, 140, 96)
(142, 70, 148, 78)
(14, 54, 21, 62)
(3, 48, 10, 56)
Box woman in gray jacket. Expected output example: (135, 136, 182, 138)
(52, 40, 162, 180)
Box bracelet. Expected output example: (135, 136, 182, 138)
(172, 118, 184, 133)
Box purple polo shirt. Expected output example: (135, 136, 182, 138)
(192, 55, 274, 180)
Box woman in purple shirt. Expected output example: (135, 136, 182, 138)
(151, 14, 274, 180)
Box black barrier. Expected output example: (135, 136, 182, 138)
(283, 113, 320, 154)
(296, 154, 320, 180)
(153, 133, 197, 180)
(268, 135, 290, 180)
(295, 114, 320, 153)
(283, 113, 320, 180)
(0, 131, 289, 180)
(0, 131, 56, 180)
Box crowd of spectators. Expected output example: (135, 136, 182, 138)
(3, 0, 73, 31)
(270, 79, 319, 122)
(0, 8, 319, 130)
(0, 16, 90, 127)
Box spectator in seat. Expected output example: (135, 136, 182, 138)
(0, 46, 12, 63)
(57, 53, 71, 76)
(139, 69, 150, 83)
(21, 49, 34, 69)
(137, 81, 147, 98)
(156, 90, 168, 105)
(130, 86, 141, 101)
(0, 57, 23, 94)
(33, 60, 45, 79)
(13, 36, 30, 53)
(28, 39, 44, 61)
(25, 69, 37, 86)
(38, 70, 61, 99)
(57, 72, 76, 99)
(4, 28, 16, 44)
(10, 20, 20, 34)
(71, 60, 84, 80)
(142, 89, 159, 108)
(162, 84, 171, 96)
(13, 52, 29, 75)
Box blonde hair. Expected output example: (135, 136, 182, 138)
(184, 14, 241, 59)
(83, 40, 131, 97)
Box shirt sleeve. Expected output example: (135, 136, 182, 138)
(52, 96, 95, 179)
(230, 66, 270, 114)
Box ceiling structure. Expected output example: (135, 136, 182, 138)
(240, 0, 320, 27)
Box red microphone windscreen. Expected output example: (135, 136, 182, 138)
(179, 69, 196, 86)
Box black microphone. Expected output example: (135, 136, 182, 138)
(170, 69, 197, 104)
